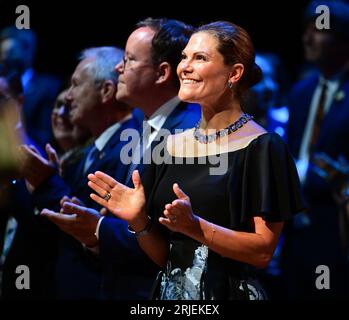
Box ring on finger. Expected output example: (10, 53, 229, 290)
(103, 191, 111, 201)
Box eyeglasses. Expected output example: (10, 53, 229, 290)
(121, 56, 154, 71)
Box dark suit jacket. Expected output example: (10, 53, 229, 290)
(22, 72, 61, 149)
(98, 101, 201, 299)
(1, 136, 59, 300)
(1, 180, 60, 300)
(287, 71, 349, 204)
(287, 70, 349, 157)
(31, 114, 139, 299)
(285, 71, 349, 297)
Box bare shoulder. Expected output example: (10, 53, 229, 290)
(242, 120, 267, 136)
(166, 121, 268, 157)
(166, 128, 195, 157)
(224, 120, 267, 151)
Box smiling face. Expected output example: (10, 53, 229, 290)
(51, 89, 75, 150)
(177, 32, 233, 106)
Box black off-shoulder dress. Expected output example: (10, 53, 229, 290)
(145, 132, 304, 300)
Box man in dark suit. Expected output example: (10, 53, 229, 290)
(0, 27, 61, 148)
(285, 1, 349, 299)
(19, 46, 138, 299)
(44, 18, 200, 300)
(98, 19, 200, 300)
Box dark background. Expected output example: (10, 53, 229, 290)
(1, 0, 310, 83)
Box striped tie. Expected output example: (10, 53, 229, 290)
(309, 82, 328, 155)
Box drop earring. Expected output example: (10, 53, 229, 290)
(228, 81, 233, 89)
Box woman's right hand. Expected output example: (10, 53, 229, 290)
(88, 170, 146, 227)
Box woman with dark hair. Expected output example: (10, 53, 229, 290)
(88, 21, 304, 300)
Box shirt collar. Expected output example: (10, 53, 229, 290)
(318, 74, 341, 99)
(146, 96, 180, 132)
(319, 69, 345, 87)
(94, 113, 132, 151)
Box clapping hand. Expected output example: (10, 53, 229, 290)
(160, 183, 199, 234)
(19, 143, 59, 190)
(60, 195, 108, 215)
(312, 152, 349, 186)
(60, 195, 85, 208)
(312, 152, 349, 205)
(312, 152, 349, 184)
(87, 170, 146, 227)
(41, 201, 101, 247)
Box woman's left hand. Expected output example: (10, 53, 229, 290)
(160, 183, 199, 234)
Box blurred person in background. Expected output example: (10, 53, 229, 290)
(0, 27, 61, 149)
(285, 0, 349, 299)
(0, 80, 90, 299)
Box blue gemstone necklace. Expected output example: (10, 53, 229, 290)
(193, 113, 254, 144)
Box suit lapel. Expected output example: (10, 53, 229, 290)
(125, 102, 200, 185)
(72, 117, 136, 188)
(162, 101, 191, 132)
(300, 77, 318, 137)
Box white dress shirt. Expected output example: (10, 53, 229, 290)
(83, 114, 132, 173)
(96, 97, 180, 241)
(82, 114, 132, 248)
(130, 96, 180, 166)
(144, 95, 180, 149)
(296, 74, 341, 184)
